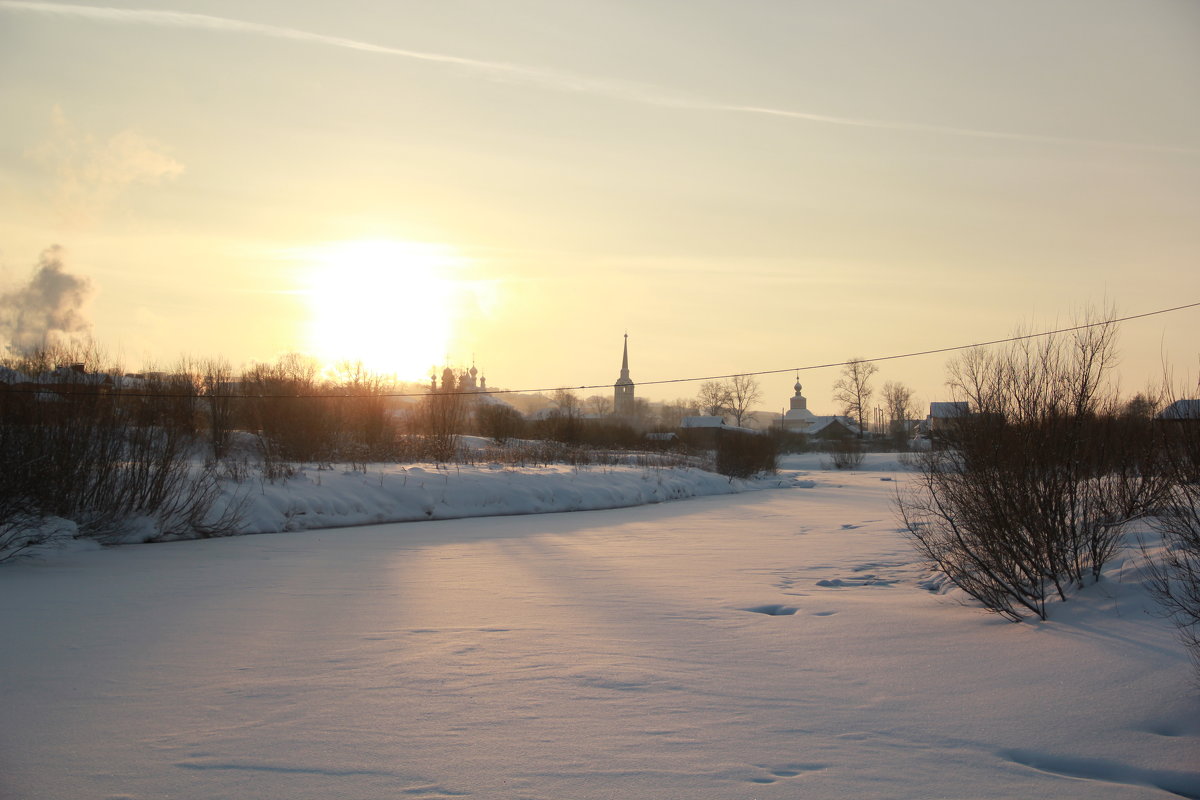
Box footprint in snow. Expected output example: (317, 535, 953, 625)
(747, 763, 829, 784)
(816, 574, 898, 588)
(742, 604, 798, 616)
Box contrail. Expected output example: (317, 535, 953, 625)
(4, 0, 1196, 155)
(697, 104, 1200, 154)
(0, 1, 548, 77)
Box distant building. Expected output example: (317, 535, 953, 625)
(613, 334, 635, 418)
(926, 401, 970, 435)
(430, 362, 490, 395)
(679, 415, 757, 449)
(771, 380, 859, 439)
(804, 417, 859, 440)
(778, 380, 817, 431)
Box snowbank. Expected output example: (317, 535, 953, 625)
(198, 463, 803, 540)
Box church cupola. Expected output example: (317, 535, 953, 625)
(791, 380, 808, 412)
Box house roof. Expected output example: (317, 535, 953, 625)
(1158, 399, 1200, 420)
(928, 401, 969, 418)
(808, 417, 859, 436)
(681, 415, 725, 428)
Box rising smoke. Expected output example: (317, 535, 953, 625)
(0, 246, 93, 357)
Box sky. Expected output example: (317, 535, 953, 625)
(1, 0, 1198, 414)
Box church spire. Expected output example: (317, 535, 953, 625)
(619, 333, 630, 381)
(613, 333, 634, 417)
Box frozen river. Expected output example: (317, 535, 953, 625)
(2, 469, 1197, 799)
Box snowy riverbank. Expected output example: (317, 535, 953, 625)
(26, 449, 881, 555)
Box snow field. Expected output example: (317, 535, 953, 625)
(1, 456, 1197, 799)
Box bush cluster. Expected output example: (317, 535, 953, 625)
(896, 317, 1172, 621)
(1144, 397, 1200, 677)
(0, 367, 238, 557)
(715, 430, 779, 479)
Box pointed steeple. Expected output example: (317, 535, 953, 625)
(613, 333, 635, 417)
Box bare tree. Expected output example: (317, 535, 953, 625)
(335, 360, 395, 458)
(244, 353, 337, 465)
(585, 394, 612, 417)
(198, 357, 237, 460)
(553, 388, 581, 417)
(549, 389, 583, 443)
(881, 380, 917, 445)
(726, 374, 762, 428)
(833, 358, 878, 437)
(418, 367, 467, 462)
(657, 398, 701, 429)
(1122, 390, 1161, 421)
(698, 380, 732, 419)
(631, 397, 653, 425)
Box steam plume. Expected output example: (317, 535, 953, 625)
(0, 246, 94, 356)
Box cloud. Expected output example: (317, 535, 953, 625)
(3, 0, 1196, 155)
(0, 246, 94, 356)
(26, 106, 184, 225)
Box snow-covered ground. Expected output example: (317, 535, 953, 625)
(2, 455, 1197, 799)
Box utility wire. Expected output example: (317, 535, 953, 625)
(3, 301, 1197, 400)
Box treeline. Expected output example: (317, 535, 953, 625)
(1, 348, 778, 559)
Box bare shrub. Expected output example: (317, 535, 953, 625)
(143, 463, 247, 540)
(896, 312, 1171, 621)
(715, 431, 778, 479)
(824, 438, 865, 470)
(1144, 385, 1200, 676)
(470, 439, 697, 471)
(476, 403, 526, 445)
(243, 354, 339, 464)
(0, 400, 55, 559)
(0, 354, 242, 552)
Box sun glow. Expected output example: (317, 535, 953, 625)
(303, 239, 462, 380)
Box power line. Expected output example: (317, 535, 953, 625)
(2, 301, 1197, 400)
(429, 300, 1200, 397)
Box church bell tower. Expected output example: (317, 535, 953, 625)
(613, 334, 635, 417)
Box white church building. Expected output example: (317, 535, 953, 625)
(773, 379, 860, 438)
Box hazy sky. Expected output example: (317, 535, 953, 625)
(2, 0, 1198, 412)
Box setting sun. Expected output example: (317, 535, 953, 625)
(302, 239, 462, 380)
